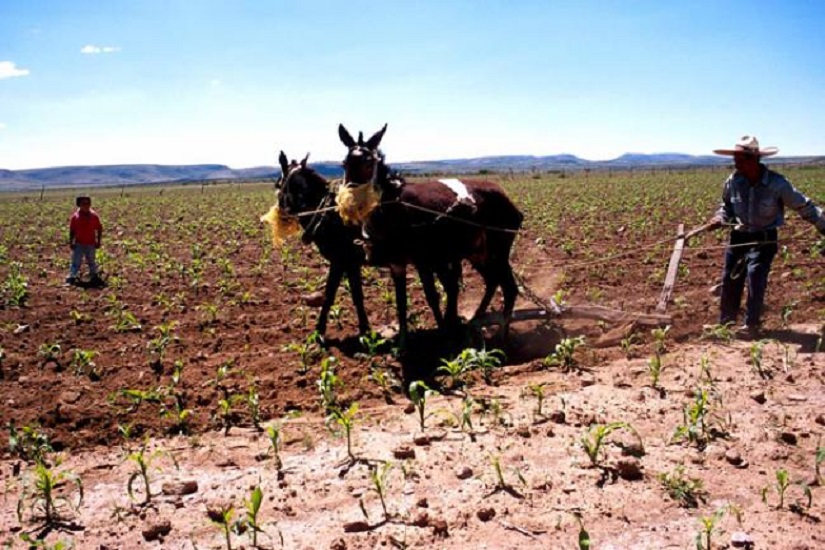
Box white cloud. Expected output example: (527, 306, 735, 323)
(81, 45, 121, 54)
(0, 122, 6, 130)
(210, 79, 221, 87)
(0, 61, 30, 79)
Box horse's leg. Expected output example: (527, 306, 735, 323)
(317, 262, 345, 336)
(417, 267, 444, 328)
(390, 264, 409, 347)
(499, 262, 520, 338)
(440, 262, 462, 330)
(471, 263, 498, 319)
(346, 266, 371, 335)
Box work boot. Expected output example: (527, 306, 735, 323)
(65, 276, 77, 286)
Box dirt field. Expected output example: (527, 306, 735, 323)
(1, 169, 823, 549)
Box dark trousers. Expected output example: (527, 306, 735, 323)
(719, 229, 777, 327)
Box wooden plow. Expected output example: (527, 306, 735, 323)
(477, 223, 713, 330)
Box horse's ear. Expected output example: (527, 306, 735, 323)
(365, 123, 388, 150)
(300, 153, 310, 168)
(278, 151, 289, 180)
(338, 124, 356, 148)
(357, 132, 364, 146)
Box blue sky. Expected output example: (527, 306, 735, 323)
(1, 1, 824, 169)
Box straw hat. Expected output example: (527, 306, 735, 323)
(713, 135, 778, 157)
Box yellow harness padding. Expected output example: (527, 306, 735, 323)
(335, 183, 381, 226)
(260, 203, 301, 246)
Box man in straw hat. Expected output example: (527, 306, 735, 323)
(707, 135, 825, 334)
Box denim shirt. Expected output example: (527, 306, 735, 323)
(715, 165, 825, 233)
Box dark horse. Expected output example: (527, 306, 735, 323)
(275, 151, 371, 337)
(338, 123, 524, 344)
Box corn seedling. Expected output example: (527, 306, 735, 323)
(147, 321, 178, 370)
(316, 356, 342, 413)
(110, 308, 142, 333)
(695, 507, 726, 550)
(573, 513, 591, 550)
(749, 339, 772, 379)
(284, 331, 323, 375)
(126, 442, 171, 505)
(620, 333, 639, 358)
(543, 335, 586, 372)
(369, 461, 394, 521)
(672, 387, 729, 449)
(2, 262, 29, 307)
(241, 485, 270, 549)
(701, 323, 735, 344)
(780, 300, 797, 327)
(524, 383, 548, 421)
(761, 468, 811, 510)
(657, 466, 705, 508)
(18, 533, 73, 549)
(437, 355, 471, 391)
(37, 343, 62, 370)
(266, 423, 284, 470)
(650, 325, 670, 355)
(409, 381, 437, 431)
(207, 504, 236, 550)
(7, 422, 53, 465)
(69, 348, 100, 380)
(17, 460, 83, 525)
(489, 454, 526, 496)
(358, 330, 387, 365)
(458, 395, 476, 433)
(580, 422, 641, 468)
(326, 403, 360, 462)
(368, 367, 397, 403)
(247, 383, 262, 430)
(468, 347, 506, 385)
(647, 352, 663, 389)
(171, 360, 185, 386)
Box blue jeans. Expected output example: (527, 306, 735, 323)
(69, 244, 99, 278)
(719, 230, 777, 327)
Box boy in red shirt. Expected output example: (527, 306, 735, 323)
(67, 196, 103, 286)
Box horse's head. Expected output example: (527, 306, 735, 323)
(338, 123, 387, 186)
(276, 150, 330, 216)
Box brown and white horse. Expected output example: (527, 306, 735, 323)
(338, 124, 524, 345)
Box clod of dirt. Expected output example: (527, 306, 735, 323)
(416, 497, 429, 508)
(477, 507, 496, 522)
(431, 519, 449, 538)
(516, 426, 531, 438)
(412, 512, 430, 527)
(616, 457, 643, 481)
(330, 537, 347, 550)
(816, 414, 825, 426)
(455, 466, 473, 480)
(730, 531, 755, 549)
(142, 520, 172, 542)
(413, 434, 431, 446)
(161, 480, 199, 496)
(779, 431, 799, 445)
(750, 390, 767, 404)
(393, 445, 416, 459)
(303, 291, 325, 308)
(342, 521, 371, 533)
(548, 410, 566, 424)
(724, 449, 743, 466)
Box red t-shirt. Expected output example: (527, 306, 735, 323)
(70, 209, 102, 245)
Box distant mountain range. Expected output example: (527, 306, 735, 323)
(2, 153, 823, 191)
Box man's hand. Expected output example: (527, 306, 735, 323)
(707, 216, 724, 230)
